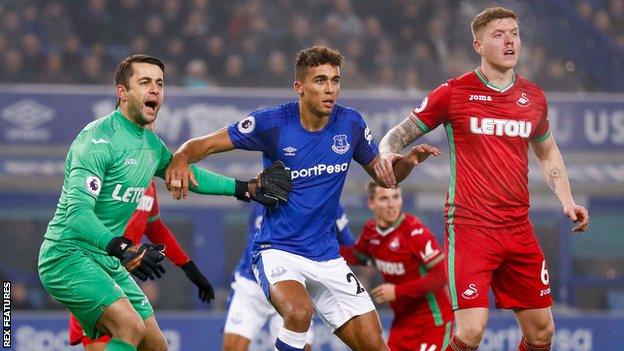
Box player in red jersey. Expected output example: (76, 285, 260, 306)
(68, 180, 214, 350)
(341, 181, 453, 351)
(374, 7, 589, 351)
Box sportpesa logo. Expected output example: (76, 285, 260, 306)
(287, 163, 349, 180)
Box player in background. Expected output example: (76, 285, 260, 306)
(166, 45, 440, 350)
(69, 176, 214, 350)
(38, 54, 291, 351)
(374, 7, 589, 351)
(341, 182, 453, 351)
(222, 202, 355, 351)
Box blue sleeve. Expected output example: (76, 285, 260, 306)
(227, 111, 280, 154)
(352, 114, 378, 166)
(335, 204, 355, 246)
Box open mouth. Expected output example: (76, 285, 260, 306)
(144, 100, 158, 112)
(504, 49, 515, 56)
(322, 99, 334, 107)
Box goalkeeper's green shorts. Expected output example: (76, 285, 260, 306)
(38, 239, 154, 339)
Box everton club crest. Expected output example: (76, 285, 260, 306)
(331, 134, 350, 154)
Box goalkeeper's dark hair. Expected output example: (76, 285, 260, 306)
(366, 181, 400, 199)
(294, 46, 343, 81)
(114, 54, 165, 108)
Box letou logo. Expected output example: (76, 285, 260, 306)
(2, 99, 54, 141)
(470, 117, 532, 138)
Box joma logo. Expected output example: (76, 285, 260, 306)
(469, 94, 492, 102)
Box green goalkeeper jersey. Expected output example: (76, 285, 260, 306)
(44, 109, 235, 253)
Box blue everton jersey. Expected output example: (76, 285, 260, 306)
(227, 101, 377, 261)
(235, 203, 356, 280)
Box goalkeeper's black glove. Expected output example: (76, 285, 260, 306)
(234, 161, 292, 208)
(181, 260, 215, 303)
(106, 237, 166, 281)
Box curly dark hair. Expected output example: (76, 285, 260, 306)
(294, 46, 343, 81)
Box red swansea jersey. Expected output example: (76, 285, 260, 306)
(413, 70, 550, 228)
(354, 214, 453, 326)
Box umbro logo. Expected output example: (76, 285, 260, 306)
(283, 146, 297, 156)
(469, 94, 492, 102)
(2, 99, 54, 129)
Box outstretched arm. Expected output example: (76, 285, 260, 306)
(165, 128, 235, 198)
(374, 116, 438, 187)
(531, 134, 589, 232)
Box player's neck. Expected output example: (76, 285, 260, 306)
(299, 108, 330, 132)
(118, 106, 143, 128)
(478, 63, 515, 89)
(375, 213, 405, 236)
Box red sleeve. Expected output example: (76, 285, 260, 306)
(394, 261, 447, 299)
(147, 186, 160, 221)
(411, 82, 452, 133)
(145, 218, 190, 266)
(340, 229, 371, 265)
(532, 91, 550, 142)
(144, 194, 190, 266)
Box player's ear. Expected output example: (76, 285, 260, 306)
(294, 80, 304, 96)
(116, 84, 128, 102)
(473, 38, 483, 55)
(367, 199, 375, 212)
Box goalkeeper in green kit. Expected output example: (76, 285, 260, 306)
(38, 54, 292, 351)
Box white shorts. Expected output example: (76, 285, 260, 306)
(254, 249, 376, 332)
(223, 273, 314, 344)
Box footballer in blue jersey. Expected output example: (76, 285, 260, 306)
(222, 202, 355, 351)
(166, 46, 438, 351)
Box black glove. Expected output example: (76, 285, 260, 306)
(181, 260, 215, 303)
(106, 237, 166, 281)
(234, 161, 292, 208)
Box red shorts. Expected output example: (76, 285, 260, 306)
(387, 319, 452, 351)
(69, 314, 111, 346)
(445, 223, 553, 310)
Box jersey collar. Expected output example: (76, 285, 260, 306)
(114, 109, 145, 138)
(474, 68, 515, 93)
(375, 213, 406, 237)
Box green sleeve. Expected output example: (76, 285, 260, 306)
(151, 135, 236, 196)
(188, 164, 236, 196)
(65, 141, 116, 250)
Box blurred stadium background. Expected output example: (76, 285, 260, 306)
(0, 0, 622, 350)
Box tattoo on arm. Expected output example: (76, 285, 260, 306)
(381, 117, 424, 153)
(548, 167, 563, 192)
